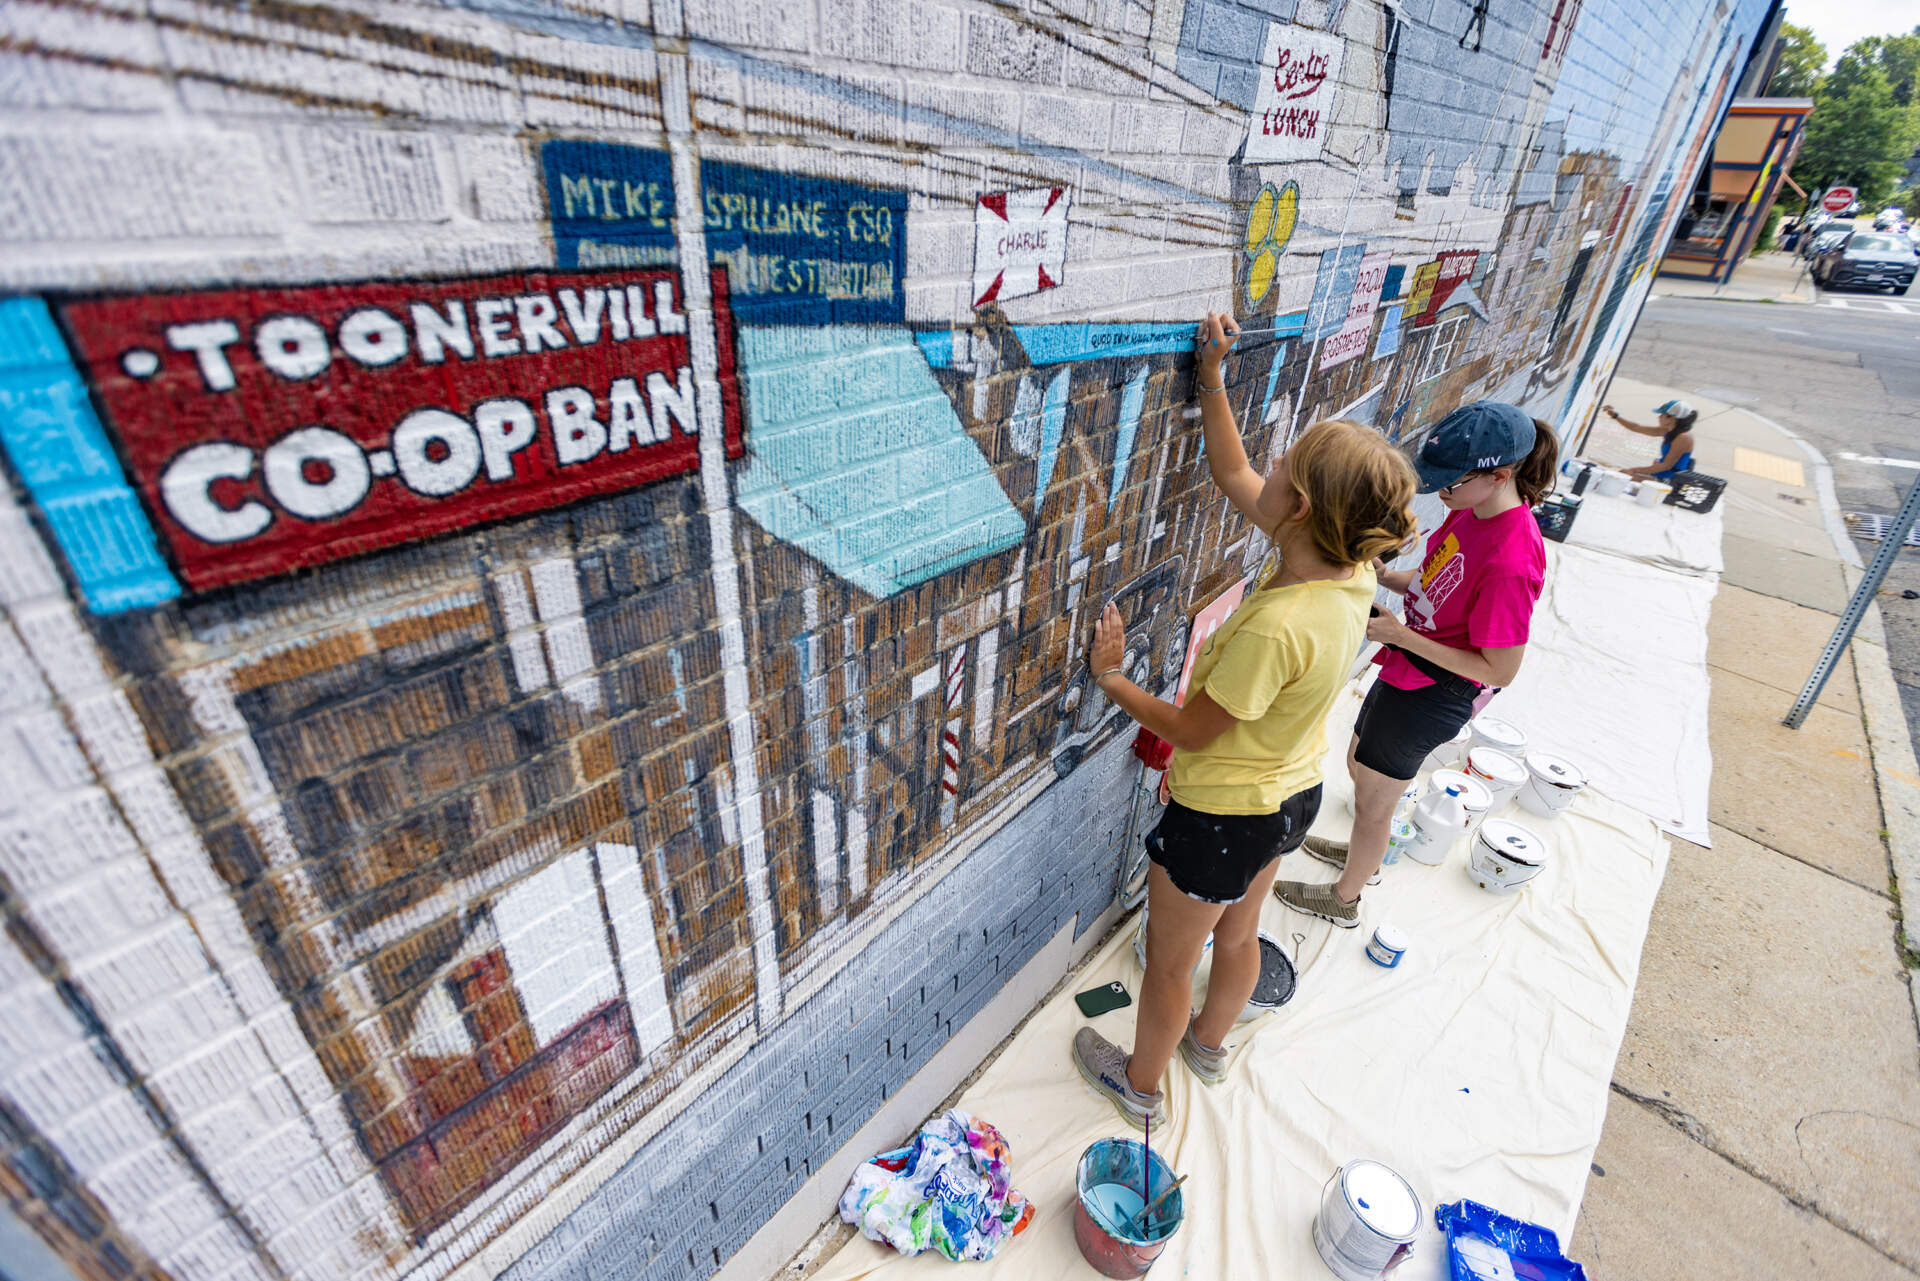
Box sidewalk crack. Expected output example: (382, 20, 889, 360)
(1610, 1084, 1920, 1271)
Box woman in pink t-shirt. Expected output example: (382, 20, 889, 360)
(1273, 401, 1558, 929)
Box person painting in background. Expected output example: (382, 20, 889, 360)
(1070, 312, 1418, 1126)
(1275, 403, 1556, 929)
(1604, 399, 1697, 481)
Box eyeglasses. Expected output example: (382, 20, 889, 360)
(1440, 472, 1490, 495)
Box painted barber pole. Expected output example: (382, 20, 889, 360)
(973, 187, 1071, 306)
(940, 642, 969, 824)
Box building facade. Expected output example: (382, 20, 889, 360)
(0, 3, 1771, 1281)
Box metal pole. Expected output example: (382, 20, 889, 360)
(1785, 470, 1920, 727)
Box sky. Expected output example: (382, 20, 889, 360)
(1782, 0, 1920, 66)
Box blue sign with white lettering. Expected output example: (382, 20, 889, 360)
(542, 141, 678, 271)
(700, 162, 907, 326)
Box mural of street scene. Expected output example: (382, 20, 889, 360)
(0, 1, 1770, 1280)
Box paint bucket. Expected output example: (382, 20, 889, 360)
(1239, 931, 1297, 1022)
(1594, 469, 1628, 497)
(1426, 769, 1491, 827)
(1421, 724, 1473, 773)
(1465, 747, 1528, 812)
(1468, 819, 1548, 894)
(1635, 480, 1669, 508)
(1346, 777, 1420, 817)
(1312, 1161, 1421, 1279)
(1365, 924, 1408, 969)
(1073, 1138, 1184, 1278)
(1134, 911, 1211, 971)
(1467, 715, 1527, 760)
(1518, 752, 1587, 819)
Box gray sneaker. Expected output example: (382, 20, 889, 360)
(1072, 1027, 1167, 1127)
(1302, 835, 1380, 885)
(1178, 1018, 1228, 1087)
(1274, 878, 1362, 928)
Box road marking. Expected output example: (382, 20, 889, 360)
(1826, 297, 1850, 308)
(1766, 326, 1810, 336)
(1886, 302, 1916, 314)
(1733, 447, 1805, 486)
(1839, 451, 1920, 470)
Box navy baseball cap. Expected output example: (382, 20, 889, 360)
(1413, 401, 1537, 493)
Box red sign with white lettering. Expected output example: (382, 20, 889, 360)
(1821, 186, 1855, 213)
(60, 268, 742, 591)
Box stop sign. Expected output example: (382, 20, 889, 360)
(1822, 186, 1856, 213)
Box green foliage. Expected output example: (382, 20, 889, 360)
(1854, 30, 1920, 107)
(1768, 23, 1826, 98)
(1753, 204, 1784, 253)
(1794, 46, 1920, 210)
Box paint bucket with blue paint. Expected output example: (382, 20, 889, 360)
(1073, 1138, 1184, 1278)
(1365, 924, 1408, 969)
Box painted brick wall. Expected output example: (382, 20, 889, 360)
(0, 3, 1768, 1281)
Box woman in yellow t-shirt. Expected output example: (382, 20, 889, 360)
(1072, 313, 1418, 1126)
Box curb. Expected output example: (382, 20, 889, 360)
(1756, 409, 1920, 1032)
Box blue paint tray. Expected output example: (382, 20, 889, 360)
(1434, 1200, 1589, 1281)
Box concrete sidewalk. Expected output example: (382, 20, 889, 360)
(1569, 379, 1920, 1278)
(1653, 250, 1817, 305)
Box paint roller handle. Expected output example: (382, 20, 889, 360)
(1129, 1173, 1188, 1236)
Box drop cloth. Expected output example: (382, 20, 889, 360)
(814, 680, 1670, 1281)
(1484, 541, 1717, 846)
(1564, 484, 1724, 577)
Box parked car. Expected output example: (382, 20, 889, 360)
(1800, 224, 1852, 261)
(1810, 231, 1919, 293)
(1873, 207, 1908, 232)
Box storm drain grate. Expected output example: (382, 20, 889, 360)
(1848, 512, 1920, 547)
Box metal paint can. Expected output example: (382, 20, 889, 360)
(1468, 715, 1528, 760)
(1421, 723, 1473, 773)
(1518, 752, 1587, 819)
(1635, 480, 1669, 508)
(1468, 819, 1549, 894)
(1365, 924, 1408, 969)
(1313, 1161, 1421, 1279)
(1238, 931, 1298, 1022)
(1465, 747, 1528, 812)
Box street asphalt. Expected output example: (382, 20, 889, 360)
(1611, 291, 1920, 741)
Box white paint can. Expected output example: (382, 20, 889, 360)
(1635, 480, 1669, 508)
(1421, 724, 1473, 773)
(1365, 924, 1408, 969)
(1465, 747, 1528, 811)
(1312, 1161, 1421, 1279)
(1594, 469, 1628, 497)
(1426, 769, 1491, 825)
(1518, 752, 1587, 819)
(1468, 715, 1528, 760)
(1468, 819, 1548, 894)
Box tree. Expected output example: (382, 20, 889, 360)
(1768, 23, 1826, 98)
(1793, 51, 1920, 209)
(1854, 28, 1920, 107)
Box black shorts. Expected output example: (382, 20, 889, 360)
(1351, 677, 1477, 780)
(1145, 785, 1323, 904)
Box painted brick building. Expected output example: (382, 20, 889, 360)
(0, 3, 1769, 1281)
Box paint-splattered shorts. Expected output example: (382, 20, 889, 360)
(1144, 785, 1323, 904)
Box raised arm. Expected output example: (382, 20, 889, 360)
(1195, 313, 1266, 525)
(1602, 405, 1665, 437)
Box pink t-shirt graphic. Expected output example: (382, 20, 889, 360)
(1375, 504, 1545, 690)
